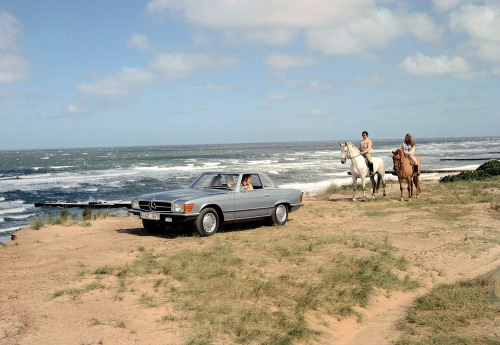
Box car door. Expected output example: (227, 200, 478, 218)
(234, 174, 272, 219)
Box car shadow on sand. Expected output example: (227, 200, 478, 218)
(116, 218, 281, 239)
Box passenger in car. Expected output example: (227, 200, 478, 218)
(240, 174, 253, 191)
(211, 175, 222, 186)
(225, 175, 236, 189)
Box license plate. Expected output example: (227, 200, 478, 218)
(140, 212, 160, 220)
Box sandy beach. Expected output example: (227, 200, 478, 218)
(1, 178, 499, 345)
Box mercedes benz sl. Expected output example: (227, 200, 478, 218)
(129, 172, 304, 236)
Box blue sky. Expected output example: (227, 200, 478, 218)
(1, 0, 499, 149)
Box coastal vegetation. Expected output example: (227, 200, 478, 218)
(396, 268, 500, 345)
(57, 233, 419, 344)
(440, 160, 500, 182)
(31, 208, 111, 230)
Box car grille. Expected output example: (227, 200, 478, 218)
(138, 200, 171, 212)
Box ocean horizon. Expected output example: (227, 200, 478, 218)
(1, 136, 499, 242)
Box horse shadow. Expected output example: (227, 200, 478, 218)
(327, 197, 354, 202)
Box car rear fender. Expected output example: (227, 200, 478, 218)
(272, 201, 291, 211)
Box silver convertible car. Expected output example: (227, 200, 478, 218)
(129, 172, 304, 236)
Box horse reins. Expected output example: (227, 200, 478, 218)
(346, 144, 362, 159)
(393, 151, 406, 171)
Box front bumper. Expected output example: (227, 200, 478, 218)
(128, 209, 199, 223)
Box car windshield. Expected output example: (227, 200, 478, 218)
(190, 173, 239, 190)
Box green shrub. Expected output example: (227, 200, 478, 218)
(31, 217, 47, 230)
(476, 159, 500, 175)
(82, 207, 93, 220)
(440, 160, 500, 182)
(59, 208, 70, 221)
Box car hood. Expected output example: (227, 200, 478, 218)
(134, 188, 227, 203)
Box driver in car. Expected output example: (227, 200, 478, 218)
(240, 174, 253, 191)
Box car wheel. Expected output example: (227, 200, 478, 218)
(271, 204, 288, 226)
(142, 219, 164, 233)
(194, 208, 219, 236)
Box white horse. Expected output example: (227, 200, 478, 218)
(340, 142, 386, 201)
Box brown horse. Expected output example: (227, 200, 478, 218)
(392, 149, 421, 202)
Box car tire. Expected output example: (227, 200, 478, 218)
(271, 204, 288, 226)
(142, 219, 164, 233)
(194, 208, 219, 236)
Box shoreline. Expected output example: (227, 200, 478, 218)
(282, 169, 467, 195)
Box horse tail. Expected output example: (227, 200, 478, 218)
(376, 173, 381, 191)
(375, 159, 383, 191)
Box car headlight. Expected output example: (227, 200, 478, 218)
(172, 203, 183, 212)
(131, 199, 139, 209)
(172, 203, 194, 213)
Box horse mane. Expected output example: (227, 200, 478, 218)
(394, 148, 407, 157)
(346, 142, 360, 154)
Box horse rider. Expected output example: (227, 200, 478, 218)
(359, 131, 374, 175)
(400, 133, 419, 175)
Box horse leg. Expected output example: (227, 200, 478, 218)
(370, 176, 376, 199)
(361, 175, 367, 201)
(414, 176, 420, 198)
(382, 174, 387, 197)
(399, 179, 404, 202)
(352, 177, 357, 201)
(407, 178, 412, 202)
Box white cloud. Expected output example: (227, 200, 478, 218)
(147, 0, 371, 30)
(399, 53, 475, 79)
(264, 53, 318, 69)
(306, 8, 442, 56)
(77, 67, 155, 98)
(457, 41, 500, 65)
(449, 4, 500, 64)
(76, 53, 239, 98)
(0, 10, 20, 50)
(309, 108, 327, 116)
(66, 101, 87, 114)
(202, 84, 238, 92)
(407, 12, 445, 45)
(127, 33, 155, 52)
(266, 92, 290, 101)
(145, 0, 395, 48)
(0, 54, 30, 84)
(355, 73, 387, 87)
(450, 4, 500, 43)
(145, 1, 443, 57)
(0, 11, 30, 84)
(432, 0, 497, 11)
(432, 0, 467, 11)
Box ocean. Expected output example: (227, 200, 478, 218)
(1, 137, 499, 242)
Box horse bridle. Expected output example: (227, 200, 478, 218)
(343, 143, 361, 161)
(393, 151, 406, 172)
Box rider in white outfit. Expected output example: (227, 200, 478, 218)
(400, 134, 419, 175)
